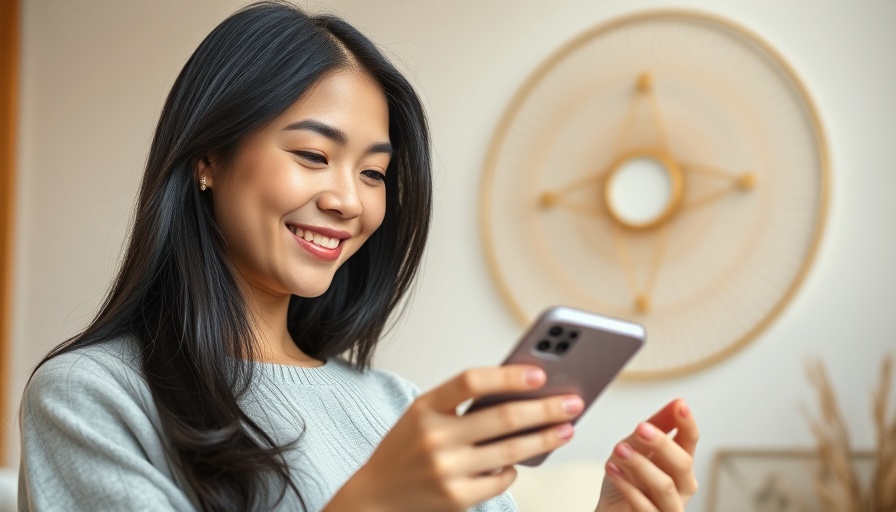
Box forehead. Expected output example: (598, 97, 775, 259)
(276, 68, 390, 136)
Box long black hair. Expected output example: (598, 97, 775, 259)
(34, 2, 431, 510)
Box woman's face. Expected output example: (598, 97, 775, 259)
(203, 68, 391, 299)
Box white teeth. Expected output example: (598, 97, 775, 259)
(291, 226, 340, 250)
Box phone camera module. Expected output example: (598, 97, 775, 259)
(548, 326, 564, 336)
(536, 340, 552, 352)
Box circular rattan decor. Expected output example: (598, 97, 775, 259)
(480, 9, 828, 379)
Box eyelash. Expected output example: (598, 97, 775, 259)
(362, 170, 386, 182)
(294, 151, 386, 182)
(295, 151, 327, 165)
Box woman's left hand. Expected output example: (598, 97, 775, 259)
(595, 399, 699, 512)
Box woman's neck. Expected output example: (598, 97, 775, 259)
(242, 286, 324, 368)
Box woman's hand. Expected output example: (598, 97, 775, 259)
(326, 366, 584, 512)
(596, 399, 699, 512)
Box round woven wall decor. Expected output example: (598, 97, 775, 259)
(479, 9, 829, 379)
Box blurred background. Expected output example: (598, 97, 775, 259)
(1, 1, 895, 510)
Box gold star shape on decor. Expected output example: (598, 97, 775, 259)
(537, 73, 758, 313)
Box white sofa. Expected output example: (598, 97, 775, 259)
(509, 460, 604, 512)
(0, 467, 16, 512)
(0, 462, 603, 511)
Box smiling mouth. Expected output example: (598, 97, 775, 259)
(287, 226, 341, 250)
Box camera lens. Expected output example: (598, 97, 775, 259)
(536, 340, 552, 352)
(548, 326, 563, 336)
(555, 341, 570, 354)
(569, 330, 579, 339)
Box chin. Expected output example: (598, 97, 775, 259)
(294, 289, 329, 299)
(289, 277, 337, 299)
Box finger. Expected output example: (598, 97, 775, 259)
(643, 399, 682, 432)
(625, 422, 697, 495)
(611, 442, 684, 511)
(458, 394, 584, 444)
(642, 399, 699, 456)
(420, 366, 546, 414)
(463, 422, 576, 473)
(463, 465, 518, 507)
(604, 461, 658, 512)
(670, 401, 699, 456)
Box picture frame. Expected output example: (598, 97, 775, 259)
(707, 448, 875, 512)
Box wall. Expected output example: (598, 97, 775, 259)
(6, 1, 896, 510)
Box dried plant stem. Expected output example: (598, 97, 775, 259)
(806, 360, 866, 511)
(807, 356, 896, 512)
(870, 356, 895, 512)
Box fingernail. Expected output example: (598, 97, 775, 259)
(563, 396, 584, 415)
(679, 401, 690, 418)
(556, 423, 575, 440)
(636, 422, 658, 441)
(606, 461, 622, 476)
(615, 442, 633, 459)
(525, 368, 546, 386)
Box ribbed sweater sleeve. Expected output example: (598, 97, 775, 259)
(18, 338, 518, 511)
(18, 342, 195, 511)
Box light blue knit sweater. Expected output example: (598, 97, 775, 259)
(18, 338, 518, 511)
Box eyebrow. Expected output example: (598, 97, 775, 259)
(283, 119, 393, 156)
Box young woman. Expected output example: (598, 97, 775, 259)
(18, 2, 699, 511)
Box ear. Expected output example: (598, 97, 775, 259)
(195, 155, 216, 189)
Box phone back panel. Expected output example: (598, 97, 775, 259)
(467, 306, 645, 465)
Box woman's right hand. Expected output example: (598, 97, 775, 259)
(325, 365, 584, 512)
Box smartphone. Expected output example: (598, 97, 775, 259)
(465, 306, 645, 466)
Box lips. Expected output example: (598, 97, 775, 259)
(286, 224, 351, 261)
(288, 226, 340, 249)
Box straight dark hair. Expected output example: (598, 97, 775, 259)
(34, 2, 431, 510)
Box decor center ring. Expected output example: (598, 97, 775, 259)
(604, 149, 684, 230)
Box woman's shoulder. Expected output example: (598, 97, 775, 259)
(29, 337, 142, 387)
(20, 338, 197, 511)
(23, 337, 152, 417)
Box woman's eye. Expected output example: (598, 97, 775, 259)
(361, 169, 386, 182)
(294, 151, 327, 165)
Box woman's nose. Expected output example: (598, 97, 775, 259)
(316, 171, 362, 218)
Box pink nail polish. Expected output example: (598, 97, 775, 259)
(615, 442, 633, 459)
(525, 368, 546, 386)
(636, 422, 657, 441)
(563, 396, 584, 415)
(556, 424, 574, 440)
(606, 461, 622, 476)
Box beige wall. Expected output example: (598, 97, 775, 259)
(7, 1, 896, 510)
